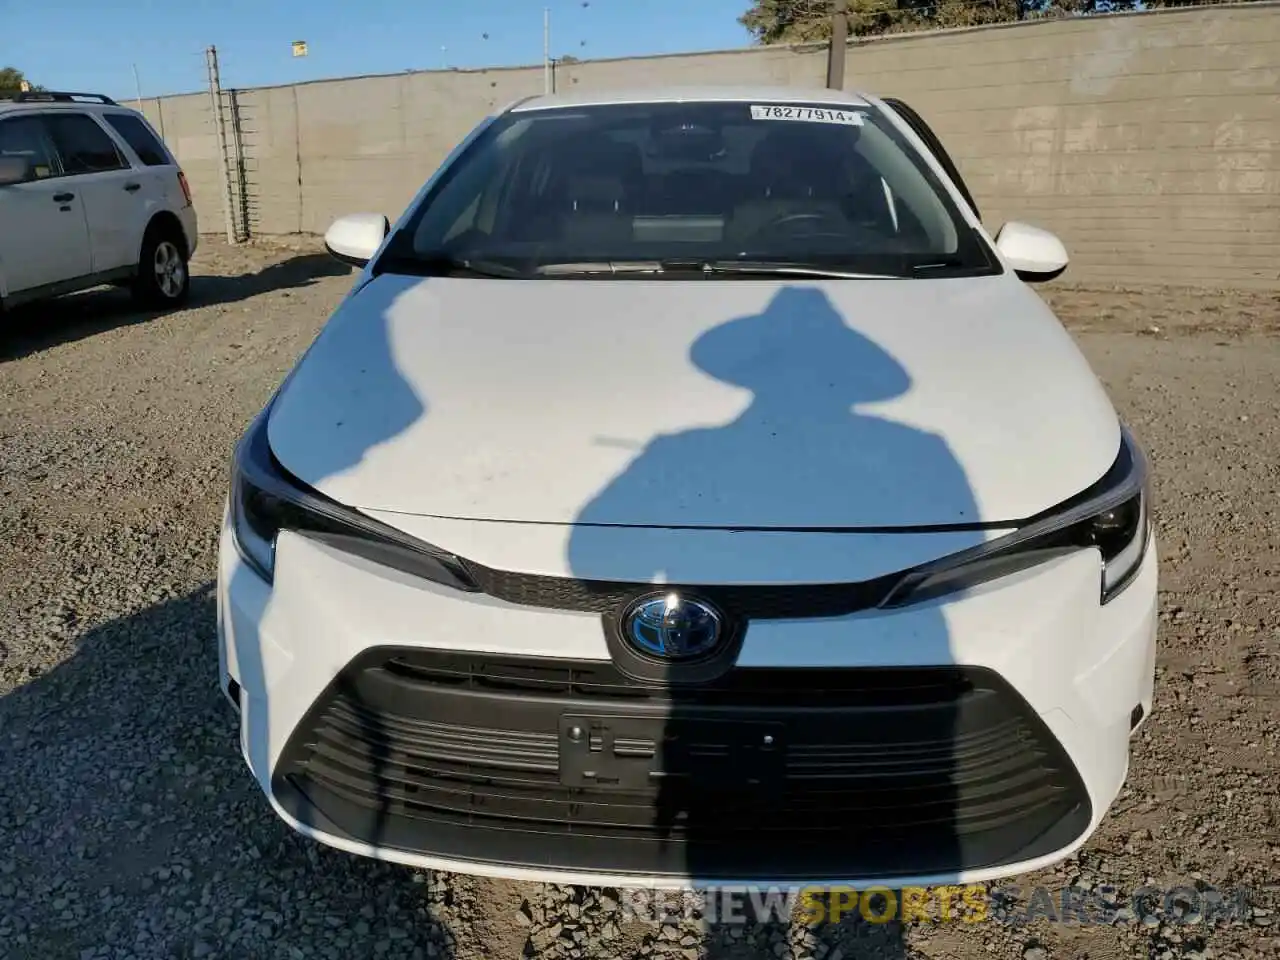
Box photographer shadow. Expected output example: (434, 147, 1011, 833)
(568, 286, 984, 957)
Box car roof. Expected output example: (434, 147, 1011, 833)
(508, 84, 874, 113)
(0, 92, 132, 117)
(0, 103, 128, 115)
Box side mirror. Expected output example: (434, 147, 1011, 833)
(994, 221, 1069, 283)
(0, 156, 34, 187)
(324, 213, 390, 268)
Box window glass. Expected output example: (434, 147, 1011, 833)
(0, 116, 59, 178)
(389, 101, 995, 279)
(102, 113, 170, 166)
(44, 114, 126, 174)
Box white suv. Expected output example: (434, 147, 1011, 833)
(0, 90, 198, 311)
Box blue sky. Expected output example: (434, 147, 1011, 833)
(4, 0, 757, 100)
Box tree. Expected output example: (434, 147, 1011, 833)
(0, 66, 43, 93)
(737, 0, 1191, 43)
(740, 0, 837, 44)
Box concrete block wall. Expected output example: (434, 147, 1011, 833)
(152, 5, 1280, 288)
(842, 6, 1280, 287)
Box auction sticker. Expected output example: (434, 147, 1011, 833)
(749, 104, 865, 125)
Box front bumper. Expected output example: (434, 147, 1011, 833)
(217, 522, 1157, 889)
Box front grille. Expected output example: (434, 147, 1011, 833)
(463, 560, 900, 618)
(273, 649, 1091, 880)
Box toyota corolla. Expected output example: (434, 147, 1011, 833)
(217, 85, 1157, 888)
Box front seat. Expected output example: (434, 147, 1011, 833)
(727, 128, 849, 247)
(553, 138, 645, 249)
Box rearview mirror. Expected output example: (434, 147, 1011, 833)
(324, 213, 390, 268)
(0, 156, 34, 187)
(994, 221, 1068, 283)
(650, 123, 726, 162)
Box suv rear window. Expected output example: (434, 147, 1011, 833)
(44, 114, 126, 174)
(102, 113, 170, 166)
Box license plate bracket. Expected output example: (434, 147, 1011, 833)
(558, 713, 786, 790)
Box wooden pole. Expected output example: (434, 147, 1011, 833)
(826, 0, 848, 90)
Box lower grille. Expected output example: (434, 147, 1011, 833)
(273, 649, 1091, 880)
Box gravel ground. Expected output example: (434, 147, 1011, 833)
(1, 238, 1278, 960)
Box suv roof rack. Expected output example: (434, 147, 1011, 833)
(0, 90, 118, 105)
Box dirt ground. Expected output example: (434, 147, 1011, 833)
(1, 238, 1277, 960)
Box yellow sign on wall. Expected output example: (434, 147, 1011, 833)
(291, 40, 308, 58)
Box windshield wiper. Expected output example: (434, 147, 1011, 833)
(692, 260, 900, 280)
(910, 256, 973, 275)
(533, 261, 666, 276)
(532, 259, 899, 279)
(376, 254, 525, 279)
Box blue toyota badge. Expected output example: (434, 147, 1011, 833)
(623, 592, 723, 660)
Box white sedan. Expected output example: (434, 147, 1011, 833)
(217, 85, 1157, 889)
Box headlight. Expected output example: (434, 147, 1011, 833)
(882, 425, 1151, 608)
(228, 406, 479, 591)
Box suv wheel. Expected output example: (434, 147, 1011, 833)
(133, 226, 190, 307)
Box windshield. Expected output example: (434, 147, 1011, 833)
(381, 100, 999, 279)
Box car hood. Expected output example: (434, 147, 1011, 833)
(267, 272, 1120, 529)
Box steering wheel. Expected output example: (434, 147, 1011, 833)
(743, 210, 852, 245)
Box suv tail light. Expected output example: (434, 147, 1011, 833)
(177, 170, 193, 207)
